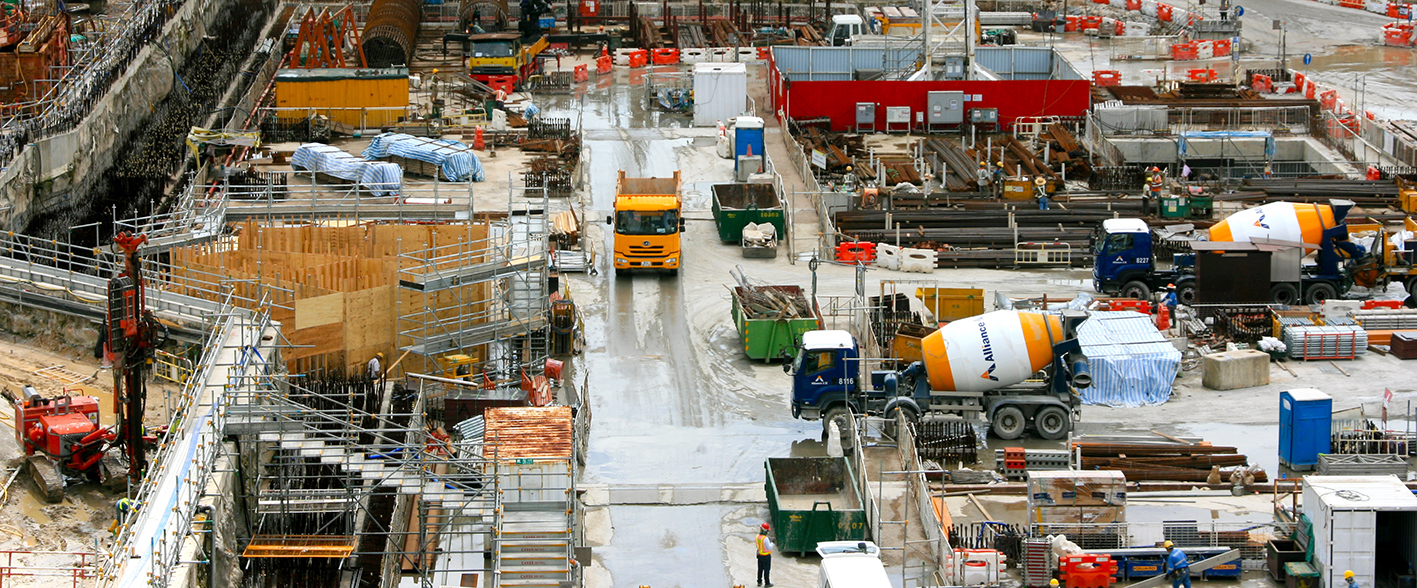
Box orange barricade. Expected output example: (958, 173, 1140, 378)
(1126, 0, 1141, 9)
(1293, 71, 1306, 89)
(651, 48, 680, 64)
(1064, 15, 1081, 31)
(1187, 68, 1217, 82)
(1092, 70, 1122, 86)
(1157, 3, 1173, 21)
(1320, 89, 1338, 110)
(1060, 555, 1120, 588)
(1252, 74, 1273, 93)
(835, 242, 877, 263)
(1082, 15, 1104, 28)
(1114, 19, 1126, 35)
(487, 75, 517, 94)
(628, 49, 649, 67)
(596, 55, 612, 74)
(1305, 81, 1317, 99)
(574, 64, 589, 82)
(1213, 38, 1231, 56)
(757, 46, 771, 60)
(1170, 42, 1197, 60)
(1365, 300, 1403, 309)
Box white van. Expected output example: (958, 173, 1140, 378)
(817, 541, 892, 588)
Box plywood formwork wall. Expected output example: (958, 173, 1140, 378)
(170, 221, 492, 375)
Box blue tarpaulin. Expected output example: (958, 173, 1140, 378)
(361, 133, 485, 182)
(1076, 311, 1181, 407)
(1177, 131, 1276, 159)
(291, 143, 402, 196)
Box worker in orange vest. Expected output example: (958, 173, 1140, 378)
(756, 523, 775, 587)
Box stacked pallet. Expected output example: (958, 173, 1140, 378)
(1075, 440, 1265, 483)
(1280, 323, 1368, 360)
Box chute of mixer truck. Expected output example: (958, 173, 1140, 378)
(786, 310, 1091, 441)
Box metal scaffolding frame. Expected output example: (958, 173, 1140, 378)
(397, 177, 551, 383)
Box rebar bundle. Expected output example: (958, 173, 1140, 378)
(363, 0, 421, 67)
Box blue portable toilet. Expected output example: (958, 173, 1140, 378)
(733, 116, 765, 172)
(1279, 388, 1332, 471)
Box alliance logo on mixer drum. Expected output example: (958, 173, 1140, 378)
(978, 321, 1000, 381)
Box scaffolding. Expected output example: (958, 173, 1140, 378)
(396, 178, 551, 384)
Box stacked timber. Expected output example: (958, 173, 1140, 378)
(1075, 440, 1266, 483)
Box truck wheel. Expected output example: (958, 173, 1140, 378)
(1177, 282, 1197, 306)
(992, 406, 1025, 440)
(1120, 281, 1151, 300)
(1305, 283, 1337, 305)
(1270, 283, 1300, 306)
(1035, 406, 1071, 440)
(822, 406, 854, 451)
(1406, 277, 1417, 308)
(882, 404, 920, 440)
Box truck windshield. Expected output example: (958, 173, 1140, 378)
(615, 210, 679, 235)
(472, 41, 514, 57)
(1100, 233, 1135, 255)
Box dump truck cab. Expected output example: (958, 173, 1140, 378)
(465, 32, 548, 88)
(788, 330, 860, 421)
(608, 171, 683, 275)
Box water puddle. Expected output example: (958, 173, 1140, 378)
(15, 490, 52, 525)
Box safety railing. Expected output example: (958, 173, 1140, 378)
(1015, 242, 1072, 266)
(153, 349, 194, 386)
(0, 550, 96, 587)
(1030, 521, 1296, 563)
(253, 106, 421, 142)
(1170, 106, 1312, 134)
(898, 413, 953, 586)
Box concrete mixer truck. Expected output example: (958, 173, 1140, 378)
(787, 310, 1091, 440)
(1093, 200, 1366, 305)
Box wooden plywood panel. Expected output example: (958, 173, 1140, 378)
(295, 292, 345, 330)
(287, 322, 345, 360)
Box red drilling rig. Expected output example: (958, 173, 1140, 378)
(107, 231, 164, 491)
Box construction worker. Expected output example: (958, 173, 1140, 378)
(841, 166, 857, 192)
(1034, 176, 1050, 210)
(1264, 161, 1274, 179)
(368, 352, 384, 381)
(495, 86, 508, 110)
(1050, 580, 1060, 588)
(1164, 540, 1191, 588)
(1345, 570, 1360, 588)
(110, 497, 138, 534)
(993, 161, 1005, 197)
(756, 522, 775, 587)
(977, 161, 992, 195)
(1148, 166, 1166, 200)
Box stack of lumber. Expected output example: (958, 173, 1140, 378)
(1074, 438, 1266, 483)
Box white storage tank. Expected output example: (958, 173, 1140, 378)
(1302, 475, 1417, 588)
(693, 62, 748, 127)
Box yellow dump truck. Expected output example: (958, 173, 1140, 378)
(465, 32, 549, 90)
(608, 171, 683, 276)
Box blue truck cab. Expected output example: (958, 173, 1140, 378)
(788, 330, 862, 421)
(1093, 218, 1196, 303)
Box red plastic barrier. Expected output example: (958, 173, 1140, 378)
(1252, 74, 1273, 93)
(628, 49, 649, 68)
(1126, 0, 1141, 9)
(1305, 81, 1317, 99)
(1101, 299, 1152, 313)
(1061, 555, 1120, 588)
(836, 241, 877, 263)
(1188, 68, 1217, 82)
(1320, 89, 1339, 110)
(1115, 19, 1126, 35)
(1157, 3, 1174, 21)
(596, 54, 612, 74)
(1081, 15, 1104, 29)
(1092, 70, 1122, 87)
(1364, 300, 1403, 309)
(1293, 71, 1306, 90)
(1065, 15, 1081, 31)
(574, 64, 589, 82)
(1171, 42, 1198, 60)
(487, 75, 517, 94)
(1339, 0, 1364, 8)
(1368, 165, 1383, 180)
(1213, 38, 1232, 56)
(757, 46, 771, 60)
(651, 47, 680, 64)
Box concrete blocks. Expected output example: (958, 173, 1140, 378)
(1201, 349, 1271, 390)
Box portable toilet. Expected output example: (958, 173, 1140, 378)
(1279, 388, 1332, 471)
(733, 116, 765, 173)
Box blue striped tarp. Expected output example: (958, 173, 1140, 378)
(1076, 311, 1181, 407)
(291, 143, 403, 196)
(360, 133, 485, 182)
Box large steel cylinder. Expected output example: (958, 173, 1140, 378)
(1209, 202, 1338, 246)
(363, 0, 421, 67)
(918, 310, 1062, 392)
(458, 0, 510, 32)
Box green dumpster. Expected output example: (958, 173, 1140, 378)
(766, 457, 870, 555)
(1160, 195, 1190, 219)
(731, 285, 821, 361)
(1189, 194, 1213, 219)
(712, 183, 785, 243)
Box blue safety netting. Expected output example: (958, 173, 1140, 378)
(361, 133, 485, 182)
(1076, 311, 1182, 407)
(1177, 131, 1276, 159)
(291, 143, 402, 196)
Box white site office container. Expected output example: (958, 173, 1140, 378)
(693, 62, 749, 127)
(1303, 476, 1417, 588)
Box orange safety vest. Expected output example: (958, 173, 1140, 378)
(757, 533, 771, 556)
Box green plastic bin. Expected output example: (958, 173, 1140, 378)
(1189, 194, 1213, 218)
(1160, 195, 1190, 219)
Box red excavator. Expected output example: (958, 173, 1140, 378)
(5, 385, 119, 501)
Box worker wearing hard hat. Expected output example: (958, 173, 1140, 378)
(1035, 176, 1050, 211)
(977, 161, 992, 195)
(368, 352, 384, 381)
(841, 166, 857, 192)
(1345, 570, 1360, 588)
(756, 522, 775, 587)
(1163, 541, 1191, 588)
(110, 497, 139, 534)
(1050, 579, 1059, 588)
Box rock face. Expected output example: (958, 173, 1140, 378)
(0, 0, 237, 232)
(0, 301, 100, 351)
